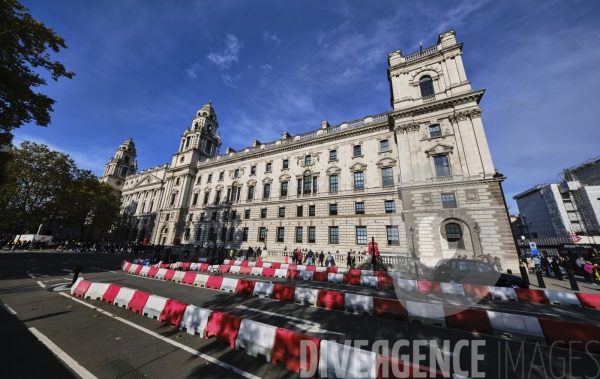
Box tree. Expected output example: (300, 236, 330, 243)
(0, 0, 75, 133)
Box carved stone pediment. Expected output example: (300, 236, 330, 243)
(326, 166, 342, 175)
(349, 162, 367, 172)
(203, 187, 212, 193)
(262, 177, 273, 184)
(279, 174, 291, 181)
(247, 179, 257, 186)
(215, 184, 224, 190)
(425, 143, 454, 157)
(394, 121, 420, 134)
(376, 157, 397, 168)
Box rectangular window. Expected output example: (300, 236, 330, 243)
(441, 193, 457, 209)
(309, 227, 316, 243)
(385, 200, 396, 213)
(296, 227, 303, 243)
(330, 150, 337, 161)
(211, 211, 217, 221)
(203, 192, 209, 205)
(387, 226, 400, 246)
(263, 183, 271, 198)
(297, 206, 303, 217)
(261, 208, 267, 218)
(200, 212, 205, 221)
(223, 210, 229, 221)
(279, 207, 285, 217)
(429, 124, 442, 138)
(329, 204, 338, 216)
(259, 227, 266, 242)
(281, 181, 288, 196)
(229, 228, 234, 241)
(219, 172, 224, 181)
(244, 209, 250, 219)
(170, 193, 176, 206)
(356, 226, 367, 245)
(230, 187, 237, 202)
(234, 169, 239, 178)
(165, 213, 170, 221)
(189, 213, 194, 221)
(355, 202, 365, 214)
(303, 176, 311, 194)
(277, 227, 285, 242)
(283, 159, 289, 169)
(242, 228, 249, 241)
(309, 205, 315, 216)
(209, 227, 215, 241)
(266, 163, 272, 172)
(185, 228, 190, 238)
(251, 166, 256, 175)
(208, 174, 212, 182)
(353, 145, 362, 156)
(196, 228, 202, 240)
(231, 210, 237, 220)
(297, 179, 303, 195)
(192, 193, 198, 205)
(329, 227, 339, 244)
(313, 177, 318, 193)
(226, 188, 231, 202)
(354, 171, 364, 189)
(382, 167, 393, 187)
(215, 190, 221, 204)
(197, 177, 202, 184)
(220, 227, 227, 241)
(329, 175, 338, 192)
(380, 140, 389, 152)
(434, 155, 450, 177)
(248, 186, 254, 200)
(305, 155, 311, 165)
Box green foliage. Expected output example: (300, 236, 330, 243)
(0, 141, 121, 233)
(0, 0, 75, 133)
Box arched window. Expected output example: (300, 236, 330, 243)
(163, 227, 168, 234)
(445, 223, 462, 242)
(419, 75, 434, 97)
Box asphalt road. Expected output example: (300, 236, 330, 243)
(1, 252, 599, 379)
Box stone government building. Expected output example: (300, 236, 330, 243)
(100, 30, 519, 270)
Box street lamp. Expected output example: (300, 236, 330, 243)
(521, 214, 532, 240)
(409, 226, 416, 257)
(264, 228, 268, 250)
(474, 222, 483, 258)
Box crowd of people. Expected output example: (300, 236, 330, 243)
(281, 248, 381, 270)
(453, 253, 503, 272)
(528, 255, 600, 285)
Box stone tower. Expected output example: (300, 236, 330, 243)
(100, 138, 138, 195)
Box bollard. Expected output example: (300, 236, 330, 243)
(567, 269, 580, 291)
(535, 270, 546, 289)
(519, 264, 530, 285)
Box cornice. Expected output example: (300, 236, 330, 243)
(398, 177, 501, 191)
(390, 90, 485, 121)
(387, 43, 463, 73)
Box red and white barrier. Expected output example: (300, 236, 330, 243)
(235, 319, 278, 361)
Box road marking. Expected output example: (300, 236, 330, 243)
(27, 273, 36, 279)
(59, 293, 262, 379)
(36, 281, 46, 288)
(61, 269, 73, 273)
(0, 302, 17, 315)
(236, 305, 345, 335)
(89, 267, 116, 273)
(29, 327, 98, 379)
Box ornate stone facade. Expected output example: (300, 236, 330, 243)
(104, 30, 519, 271)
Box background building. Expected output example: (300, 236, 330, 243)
(104, 30, 519, 270)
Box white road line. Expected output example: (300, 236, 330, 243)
(59, 293, 261, 379)
(63, 278, 72, 280)
(0, 302, 17, 315)
(37, 281, 46, 288)
(236, 305, 345, 335)
(29, 327, 98, 379)
(28, 273, 36, 279)
(89, 267, 116, 273)
(61, 269, 73, 273)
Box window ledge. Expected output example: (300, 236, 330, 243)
(328, 159, 339, 163)
(421, 133, 454, 142)
(378, 150, 392, 155)
(249, 173, 256, 177)
(281, 168, 289, 171)
(351, 155, 364, 159)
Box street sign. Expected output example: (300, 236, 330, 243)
(529, 241, 539, 256)
(569, 234, 582, 242)
(368, 241, 379, 255)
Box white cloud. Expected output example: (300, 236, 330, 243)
(260, 64, 272, 73)
(221, 74, 241, 88)
(186, 62, 202, 78)
(207, 34, 244, 69)
(263, 31, 281, 46)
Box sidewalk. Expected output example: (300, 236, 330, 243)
(526, 272, 600, 294)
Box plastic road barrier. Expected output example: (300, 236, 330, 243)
(85, 282, 111, 300)
(271, 328, 321, 374)
(387, 271, 401, 279)
(190, 263, 200, 271)
(71, 279, 92, 298)
(313, 272, 328, 282)
(193, 274, 210, 287)
(114, 287, 137, 309)
(406, 301, 446, 328)
(344, 293, 374, 316)
(544, 290, 581, 307)
(135, 265, 143, 274)
(391, 279, 416, 291)
(343, 274, 361, 286)
(182, 272, 197, 285)
(240, 260, 249, 266)
(235, 319, 278, 361)
(417, 280, 442, 294)
(349, 269, 362, 276)
(253, 282, 275, 298)
(538, 319, 600, 353)
(227, 259, 235, 265)
(143, 294, 169, 320)
(208, 265, 220, 273)
(219, 265, 231, 274)
(236, 280, 256, 296)
(127, 264, 139, 274)
(205, 311, 243, 349)
(317, 290, 345, 311)
(230, 265, 241, 274)
(305, 265, 316, 272)
(515, 289, 549, 304)
(147, 267, 159, 278)
(462, 284, 490, 299)
(300, 271, 314, 281)
(373, 271, 388, 277)
(262, 268, 276, 277)
(487, 310, 545, 343)
(180, 305, 213, 336)
(297, 265, 307, 271)
(180, 262, 191, 270)
(326, 267, 338, 273)
(128, 291, 151, 314)
(123, 262, 132, 272)
(172, 271, 186, 283)
(444, 306, 493, 334)
(262, 262, 272, 268)
(249, 261, 257, 267)
(220, 278, 239, 293)
(361, 270, 374, 277)
(272, 284, 295, 302)
(328, 273, 344, 284)
(158, 299, 188, 328)
(576, 293, 600, 309)
(199, 263, 209, 271)
(488, 286, 518, 301)
(294, 287, 318, 306)
(288, 264, 297, 270)
(240, 266, 253, 275)
(279, 263, 289, 270)
(274, 269, 288, 278)
(101, 284, 122, 305)
(163, 269, 176, 281)
(440, 282, 465, 296)
(319, 340, 378, 379)
(337, 268, 350, 274)
(360, 276, 379, 288)
(288, 270, 301, 280)
(205, 276, 223, 290)
(155, 268, 168, 279)
(271, 263, 281, 269)
(377, 277, 394, 290)
(139, 266, 151, 276)
(251, 267, 264, 276)
(315, 266, 327, 272)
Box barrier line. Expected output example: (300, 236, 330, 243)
(37, 281, 46, 288)
(58, 293, 262, 379)
(0, 302, 17, 315)
(29, 327, 98, 379)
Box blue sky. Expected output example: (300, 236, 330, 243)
(14, 0, 600, 211)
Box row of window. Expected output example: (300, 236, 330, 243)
(186, 226, 400, 246)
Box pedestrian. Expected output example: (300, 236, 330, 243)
(493, 256, 502, 272)
(583, 261, 596, 285)
(307, 250, 314, 266)
(297, 249, 302, 265)
(351, 256, 356, 269)
(319, 251, 325, 267)
(541, 256, 552, 278)
(326, 252, 335, 267)
(533, 256, 541, 272)
(284, 253, 289, 264)
(551, 257, 563, 281)
(346, 251, 352, 268)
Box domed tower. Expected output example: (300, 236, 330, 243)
(172, 101, 222, 167)
(100, 138, 138, 194)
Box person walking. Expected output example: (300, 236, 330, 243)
(583, 261, 596, 285)
(319, 251, 325, 267)
(551, 257, 564, 281)
(541, 256, 552, 278)
(346, 252, 352, 269)
(493, 256, 502, 272)
(307, 250, 314, 266)
(326, 252, 334, 267)
(533, 256, 541, 272)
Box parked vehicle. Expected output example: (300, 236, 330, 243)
(431, 258, 529, 289)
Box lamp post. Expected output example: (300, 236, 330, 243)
(521, 214, 532, 240)
(493, 169, 530, 283)
(474, 222, 483, 258)
(409, 226, 416, 257)
(264, 228, 268, 250)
